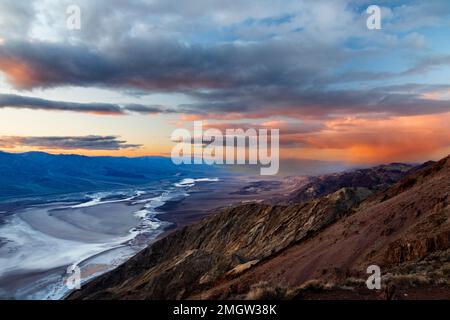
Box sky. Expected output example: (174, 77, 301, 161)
(0, 0, 449, 168)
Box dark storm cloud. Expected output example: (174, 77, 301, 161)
(0, 39, 332, 91)
(0, 135, 142, 150)
(1, 38, 449, 119)
(0, 93, 172, 115)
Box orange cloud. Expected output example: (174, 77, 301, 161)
(0, 58, 42, 89)
(295, 113, 450, 163)
(174, 113, 450, 164)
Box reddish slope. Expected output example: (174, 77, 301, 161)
(69, 156, 450, 300)
(196, 156, 450, 299)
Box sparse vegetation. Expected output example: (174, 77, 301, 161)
(245, 282, 286, 300)
(383, 273, 431, 287)
(285, 280, 335, 299)
(243, 279, 338, 300)
(381, 249, 450, 287)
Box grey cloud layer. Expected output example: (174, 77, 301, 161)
(0, 93, 172, 115)
(2, 38, 449, 119)
(0, 39, 335, 90)
(0, 135, 142, 150)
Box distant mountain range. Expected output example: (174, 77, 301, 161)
(0, 151, 216, 200)
(68, 154, 450, 300)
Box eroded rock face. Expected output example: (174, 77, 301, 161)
(385, 230, 450, 265)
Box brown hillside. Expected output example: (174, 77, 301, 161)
(69, 155, 450, 300)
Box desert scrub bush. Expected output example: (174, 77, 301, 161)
(383, 273, 431, 287)
(245, 281, 287, 300)
(441, 263, 450, 276)
(428, 262, 450, 285)
(285, 280, 334, 299)
(434, 276, 450, 286)
(343, 277, 366, 287)
(301, 279, 334, 291)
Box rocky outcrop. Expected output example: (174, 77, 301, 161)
(384, 230, 450, 265)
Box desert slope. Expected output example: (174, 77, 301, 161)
(197, 155, 450, 299)
(69, 156, 450, 300)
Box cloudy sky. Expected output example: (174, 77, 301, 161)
(0, 0, 449, 166)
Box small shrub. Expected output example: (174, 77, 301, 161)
(343, 277, 366, 287)
(383, 273, 430, 287)
(285, 279, 334, 299)
(245, 281, 286, 300)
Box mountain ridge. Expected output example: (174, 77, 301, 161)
(68, 156, 450, 300)
(0, 151, 218, 200)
